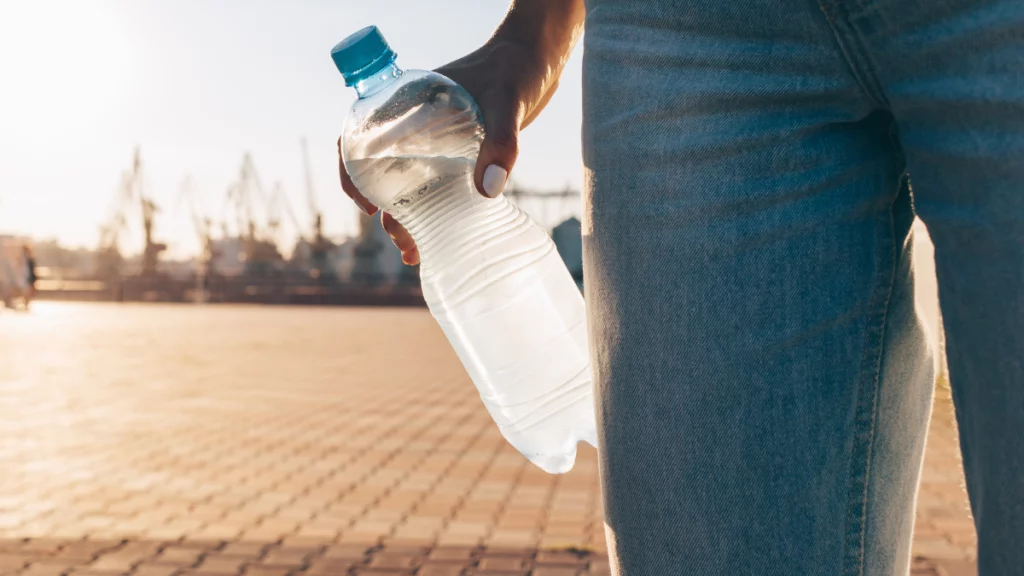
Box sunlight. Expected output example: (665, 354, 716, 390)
(0, 1, 137, 244)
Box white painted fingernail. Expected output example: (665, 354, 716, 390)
(482, 164, 508, 198)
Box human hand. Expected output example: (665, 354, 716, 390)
(336, 1, 584, 265)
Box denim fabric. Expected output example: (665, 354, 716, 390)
(580, 0, 1023, 574)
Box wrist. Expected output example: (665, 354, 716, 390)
(490, 6, 580, 73)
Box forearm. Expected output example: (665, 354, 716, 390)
(493, 0, 586, 73)
(490, 0, 585, 122)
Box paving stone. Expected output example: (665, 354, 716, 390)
(533, 568, 578, 576)
(305, 558, 362, 575)
(217, 544, 265, 560)
(241, 567, 291, 576)
(369, 554, 418, 570)
(0, 553, 32, 569)
(20, 560, 81, 576)
(351, 568, 413, 576)
(475, 557, 528, 573)
(152, 548, 203, 568)
(534, 552, 584, 567)
(20, 540, 65, 555)
(89, 554, 144, 572)
(193, 556, 245, 575)
(133, 564, 183, 576)
(0, 304, 979, 575)
(935, 559, 978, 576)
(417, 563, 467, 576)
(259, 549, 308, 568)
(321, 545, 369, 561)
(912, 558, 941, 576)
(587, 559, 610, 576)
(56, 543, 121, 564)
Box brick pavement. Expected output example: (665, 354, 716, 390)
(0, 303, 975, 575)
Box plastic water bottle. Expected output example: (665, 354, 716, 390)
(332, 26, 596, 473)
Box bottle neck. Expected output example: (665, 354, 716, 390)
(353, 62, 404, 99)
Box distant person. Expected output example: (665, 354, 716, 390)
(0, 253, 13, 310)
(23, 245, 37, 299)
(0, 244, 29, 310)
(338, 1, 1022, 574)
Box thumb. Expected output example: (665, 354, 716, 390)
(473, 90, 520, 198)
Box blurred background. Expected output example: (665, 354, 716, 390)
(0, 1, 972, 575)
(0, 0, 584, 304)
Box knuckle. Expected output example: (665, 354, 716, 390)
(381, 214, 400, 235)
(486, 127, 519, 154)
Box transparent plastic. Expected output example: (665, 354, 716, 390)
(341, 65, 596, 473)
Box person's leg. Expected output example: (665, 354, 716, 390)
(582, 1, 935, 574)
(857, 0, 1024, 571)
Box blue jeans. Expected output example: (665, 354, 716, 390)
(581, 0, 1023, 574)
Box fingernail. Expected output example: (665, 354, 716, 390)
(482, 165, 508, 198)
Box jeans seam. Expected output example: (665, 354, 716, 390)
(842, 190, 900, 576)
(838, 3, 892, 109)
(815, 0, 890, 109)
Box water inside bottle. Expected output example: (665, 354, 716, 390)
(343, 72, 596, 473)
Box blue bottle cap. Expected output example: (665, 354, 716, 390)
(330, 26, 397, 87)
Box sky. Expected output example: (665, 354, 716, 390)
(0, 0, 584, 257)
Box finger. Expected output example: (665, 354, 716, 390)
(338, 136, 378, 216)
(381, 212, 417, 254)
(382, 213, 420, 266)
(473, 89, 520, 199)
(401, 248, 420, 266)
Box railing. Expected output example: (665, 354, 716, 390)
(35, 274, 426, 307)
